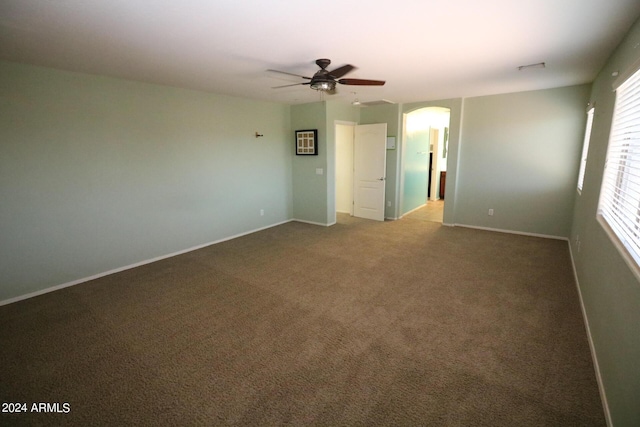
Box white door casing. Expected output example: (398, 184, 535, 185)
(353, 123, 387, 221)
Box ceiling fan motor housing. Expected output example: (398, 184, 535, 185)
(316, 58, 331, 69)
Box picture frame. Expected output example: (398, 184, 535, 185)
(295, 129, 318, 155)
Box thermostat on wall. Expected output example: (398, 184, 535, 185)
(386, 137, 396, 150)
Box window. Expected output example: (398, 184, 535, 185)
(598, 67, 640, 267)
(577, 106, 594, 192)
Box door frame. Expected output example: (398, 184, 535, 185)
(399, 106, 452, 219)
(334, 120, 388, 222)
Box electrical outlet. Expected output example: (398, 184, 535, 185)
(387, 201, 391, 207)
(488, 209, 494, 216)
(260, 209, 264, 216)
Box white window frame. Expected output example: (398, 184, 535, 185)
(577, 106, 594, 193)
(597, 66, 640, 276)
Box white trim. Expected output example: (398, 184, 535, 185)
(577, 107, 594, 193)
(292, 218, 334, 227)
(0, 219, 293, 307)
(453, 223, 568, 241)
(384, 216, 398, 221)
(568, 243, 613, 427)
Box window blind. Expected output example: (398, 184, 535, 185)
(599, 67, 640, 266)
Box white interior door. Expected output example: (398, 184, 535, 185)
(354, 123, 387, 221)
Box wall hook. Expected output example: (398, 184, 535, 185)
(255, 132, 264, 138)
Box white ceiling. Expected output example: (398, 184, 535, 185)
(1, 0, 640, 105)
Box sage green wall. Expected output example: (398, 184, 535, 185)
(569, 16, 640, 426)
(402, 128, 430, 213)
(291, 100, 360, 225)
(291, 101, 408, 223)
(456, 85, 590, 237)
(403, 99, 463, 225)
(360, 104, 401, 219)
(291, 102, 327, 224)
(0, 60, 292, 302)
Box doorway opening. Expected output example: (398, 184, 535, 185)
(400, 106, 451, 223)
(336, 122, 355, 216)
(335, 122, 387, 222)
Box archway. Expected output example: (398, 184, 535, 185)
(400, 106, 451, 221)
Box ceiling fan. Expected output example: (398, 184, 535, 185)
(268, 59, 385, 94)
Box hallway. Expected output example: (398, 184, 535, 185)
(403, 200, 444, 223)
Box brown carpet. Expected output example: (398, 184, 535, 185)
(0, 208, 605, 426)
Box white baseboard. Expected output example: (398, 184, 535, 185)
(453, 223, 569, 241)
(0, 219, 293, 307)
(568, 243, 612, 427)
(292, 218, 334, 227)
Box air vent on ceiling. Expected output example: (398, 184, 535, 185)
(517, 62, 546, 71)
(360, 99, 395, 107)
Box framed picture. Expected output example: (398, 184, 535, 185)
(295, 129, 318, 155)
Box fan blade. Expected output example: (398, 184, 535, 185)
(328, 64, 356, 79)
(267, 69, 312, 80)
(338, 78, 385, 86)
(272, 82, 311, 89)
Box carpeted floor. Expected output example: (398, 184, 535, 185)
(0, 208, 605, 426)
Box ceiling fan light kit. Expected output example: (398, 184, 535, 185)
(270, 58, 385, 94)
(310, 79, 336, 91)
